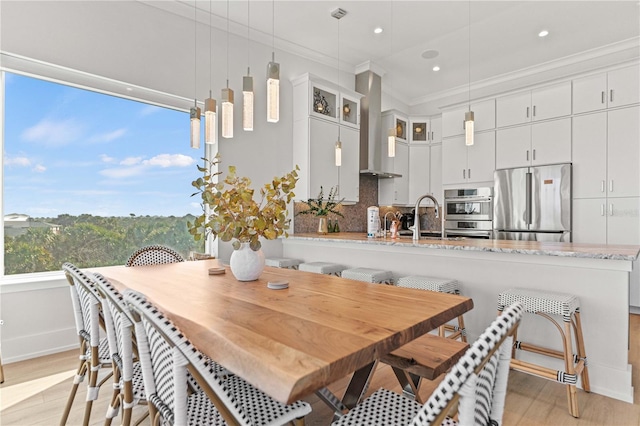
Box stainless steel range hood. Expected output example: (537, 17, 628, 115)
(356, 67, 401, 179)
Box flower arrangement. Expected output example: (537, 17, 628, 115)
(296, 186, 344, 218)
(187, 155, 299, 251)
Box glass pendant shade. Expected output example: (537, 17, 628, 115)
(335, 140, 342, 166)
(221, 87, 234, 139)
(204, 97, 217, 144)
(387, 128, 396, 157)
(190, 105, 201, 149)
(267, 59, 280, 123)
(243, 75, 254, 131)
(465, 110, 475, 146)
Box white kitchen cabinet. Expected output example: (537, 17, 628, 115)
(410, 116, 442, 144)
(408, 144, 430, 203)
(442, 99, 495, 138)
(496, 82, 572, 128)
(379, 142, 409, 205)
(573, 197, 640, 245)
(430, 144, 443, 202)
(382, 110, 408, 143)
(573, 64, 640, 114)
(496, 118, 571, 169)
(442, 132, 495, 185)
(572, 198, 607, 244)
(292, 74, 361, 202)
(573, 107, 640, 199)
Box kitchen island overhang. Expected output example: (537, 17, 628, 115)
(283, 233, 639, 403)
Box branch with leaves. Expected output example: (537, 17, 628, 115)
(188, 154, 299, 251)
(296, 186, 344, 218)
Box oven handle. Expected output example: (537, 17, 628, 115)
(445, 197, 493, 203)
(445, 229, 493, 238)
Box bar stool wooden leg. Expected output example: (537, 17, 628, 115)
(0, 351, 4, 384)
(456, 314, 467, 343)
(573, 311, 590, 392)
(562, 319, 579, 418)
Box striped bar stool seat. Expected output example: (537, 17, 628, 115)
(498, 288, 590, 418)
(342, 267, 393, 284)
(299, 261, 345, 276)
(265, 257, 302, 270)
(396, 275, 467, 342)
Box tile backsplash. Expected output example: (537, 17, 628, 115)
(293, 176, 441, 233)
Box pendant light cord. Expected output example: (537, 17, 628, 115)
(209, 0, 212, 95)
(226, 0, 230, 87)
(337, 13, 341, 140)
(194, 0, 197, 104)
(272, 0, 275, 57)
(468, 0, 471, 112)
(247, 0, 250, 71)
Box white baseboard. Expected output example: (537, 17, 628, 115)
(3, 327, 77, 364)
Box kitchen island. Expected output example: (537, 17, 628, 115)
(282, 232, 640, 403)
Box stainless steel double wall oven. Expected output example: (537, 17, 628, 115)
(443, 187, 494, 239)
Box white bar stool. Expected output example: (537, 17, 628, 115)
(498, 288, 590, 418)
(341, 268, 393, 284)
(298, 262, 345, 276)
(265, 257, 302, 270)
(396, 275, 467, 342)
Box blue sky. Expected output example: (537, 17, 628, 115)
(3, 73, 204, 218)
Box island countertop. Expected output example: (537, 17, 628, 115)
(287, 232, 640, 261)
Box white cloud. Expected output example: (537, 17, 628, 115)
(100, 165, 146, 179)
(120, 156, 143, 166)
(140, 105, 161, 117)
(143, 154, 195, 168)
(33, 164, 47, 173)
(100, 154, 116, 163)
(21, 118, 83, 146)
(89, 128, 127, 143)
(4, 156, 31, 167)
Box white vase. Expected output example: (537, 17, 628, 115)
(229, 242, 265, 281)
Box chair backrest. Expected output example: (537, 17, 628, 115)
(93, 273, 136, 382)
(126, 245, 185, 267)
(124, 289, 251, 426)
(62, 262, 103, 348)
(411, 302, 524, 426)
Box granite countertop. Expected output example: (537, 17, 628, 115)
(287, 232, 640, 261)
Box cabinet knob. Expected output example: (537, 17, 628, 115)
(533, 105, 536, 117)
(601, 204, 605, 217)
(610, 89, 614, 103)
(609, 204, 614, 216)
(601, 180, 605, 193)
(609, 180, 614, 193)
(463, 169, 466, 179)
(601, 91, 606, 104)
(526, 150, 530, 161)
(468, 168, 471, 179)
(526, 106, 530, 118)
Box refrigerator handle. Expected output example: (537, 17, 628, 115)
(526, 172, 532, 225)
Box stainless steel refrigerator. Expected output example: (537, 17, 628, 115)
(493, 163, 572, 242)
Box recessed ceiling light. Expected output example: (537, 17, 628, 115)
(432, 66, 440, 72)
(374, 27, 383, 34)
(538, 30, 549, 37)
(126, 87, 133, 92)
(421, 49, 439, 59)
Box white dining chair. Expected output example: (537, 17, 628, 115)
(126, 245, 185, 267)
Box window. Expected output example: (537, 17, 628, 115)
(2, 72, 205, 275)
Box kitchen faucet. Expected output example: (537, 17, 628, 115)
(410, 194, 440, 241)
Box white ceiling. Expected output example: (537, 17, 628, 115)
(144, 0, 640, 106)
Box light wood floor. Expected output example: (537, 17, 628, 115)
(2, 314, 639, 425)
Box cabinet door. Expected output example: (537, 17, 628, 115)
(572, 112, 607, 199)
(474, 99, 496, 132)
(531, 82, 572, 122)
(409, 144, 430, 203)
(309, 118, 339, 197)
(338, 126, 360, 202)
(496, 91, 531, 127)
(430, 144, 443, 201)
(531, 118, 572, 166)
(442, 106, 467, 138)
(442, 136, 468, 184)
(496, 126, 531, 169)
(608, 64, 640, 108)
(394, 143, 410, 204)
(430, 117, 442, 144)
(573, 73, 607, 114)
(607, 197, 640, 245)
(467, 132, 496, 183)
(608, 106, 640, 198)
(572, 198, 607, 244)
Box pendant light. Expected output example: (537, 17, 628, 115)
(243, 0, 254, 131)
(332, 8, 346, 167)
(387, 0, 396, 157)
(190, 0, 201, 149)
(221, 0, 234, 139)
(204, 0, 217, 144)
(465, 1, 475, 146)
(266, 0, 280, 123)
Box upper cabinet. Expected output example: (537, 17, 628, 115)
(442, 132, 496, 185)
(409, 116, 442, 144)
(292, 73, 362, 202)
(442, 99, 495, 138)
(496, 118, 571, 169)
(573, 64, 640, 114)
(496, 82, 572, 127)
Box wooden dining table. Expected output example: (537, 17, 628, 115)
(90, 259, 473, 406)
